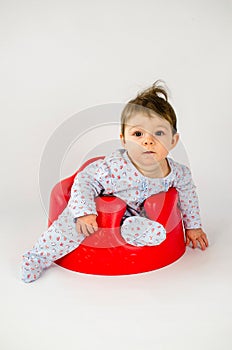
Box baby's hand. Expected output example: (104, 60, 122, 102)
(75, 214, 98, 236)
(185, 228, 209, 251)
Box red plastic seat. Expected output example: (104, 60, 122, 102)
(48, 157, 186, 275)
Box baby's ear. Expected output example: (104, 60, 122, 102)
(171, 133, 179, 149)
(120, 133, 125, 147)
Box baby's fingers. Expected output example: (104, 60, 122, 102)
(76, 221, 99, 236)
(81, 223, 91, 236)
(193, 234, 208, 250)
(91, 221, 99, 232)
(191, 238, 198, 249)
(75, 221, 90, 236)
(86, 222, 98, 235)
(202, 234, 209, 248)
(76, 221, 88, 236)
(198, 237, 207, 250)
(186, 237, 191, 246)
(199, 234, 209, 250)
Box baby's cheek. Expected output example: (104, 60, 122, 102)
(158, 144, 169, 155)
(161, 142, 172, 153)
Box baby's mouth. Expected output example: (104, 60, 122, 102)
(143, 150, 155, 154)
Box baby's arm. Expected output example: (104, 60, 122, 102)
(68, 159, 111, 236)
(174, 164, 209, 250)
(68, 160, 106, 217)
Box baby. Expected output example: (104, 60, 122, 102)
(21, 81, 208, 283)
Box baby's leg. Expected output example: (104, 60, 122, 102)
(21, 207, 85, 283)
(121, 216, 166, 247)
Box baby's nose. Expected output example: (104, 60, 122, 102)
(143, 136, 155, 145)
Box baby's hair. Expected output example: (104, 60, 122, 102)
(121, 80, 177, 136)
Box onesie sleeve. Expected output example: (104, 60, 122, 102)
(67, 159, 109, 219)
(174, 164, 202, 229)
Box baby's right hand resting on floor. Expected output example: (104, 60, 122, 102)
(75, 214, 98, 236)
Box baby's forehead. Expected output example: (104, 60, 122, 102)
(125, 112, 171, 129)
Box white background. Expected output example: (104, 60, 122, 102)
(1, 0, 232, 349)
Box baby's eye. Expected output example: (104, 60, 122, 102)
(155, 131, 165, 136)
(133, 131, 143, 137)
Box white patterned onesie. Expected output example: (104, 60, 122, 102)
(21, 149, 201, 282)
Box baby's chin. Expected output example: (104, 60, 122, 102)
(142, 151, 157, 157)
(136, 154, 161, 167)
(141, 152, 160, 162)
(140, 153, 168, 168)
(128, 151, 165, 168)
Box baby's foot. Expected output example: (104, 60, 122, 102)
(121, 216, 166, 246)
(21, 266, 42, 283)
(21, 253, 50, 283)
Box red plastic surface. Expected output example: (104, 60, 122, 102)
(48, 157, 186, 275)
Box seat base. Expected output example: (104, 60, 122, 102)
(54, 191, 186, 275)
(55, 222, 185, 275)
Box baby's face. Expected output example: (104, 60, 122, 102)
(120, 113, 179, 174)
